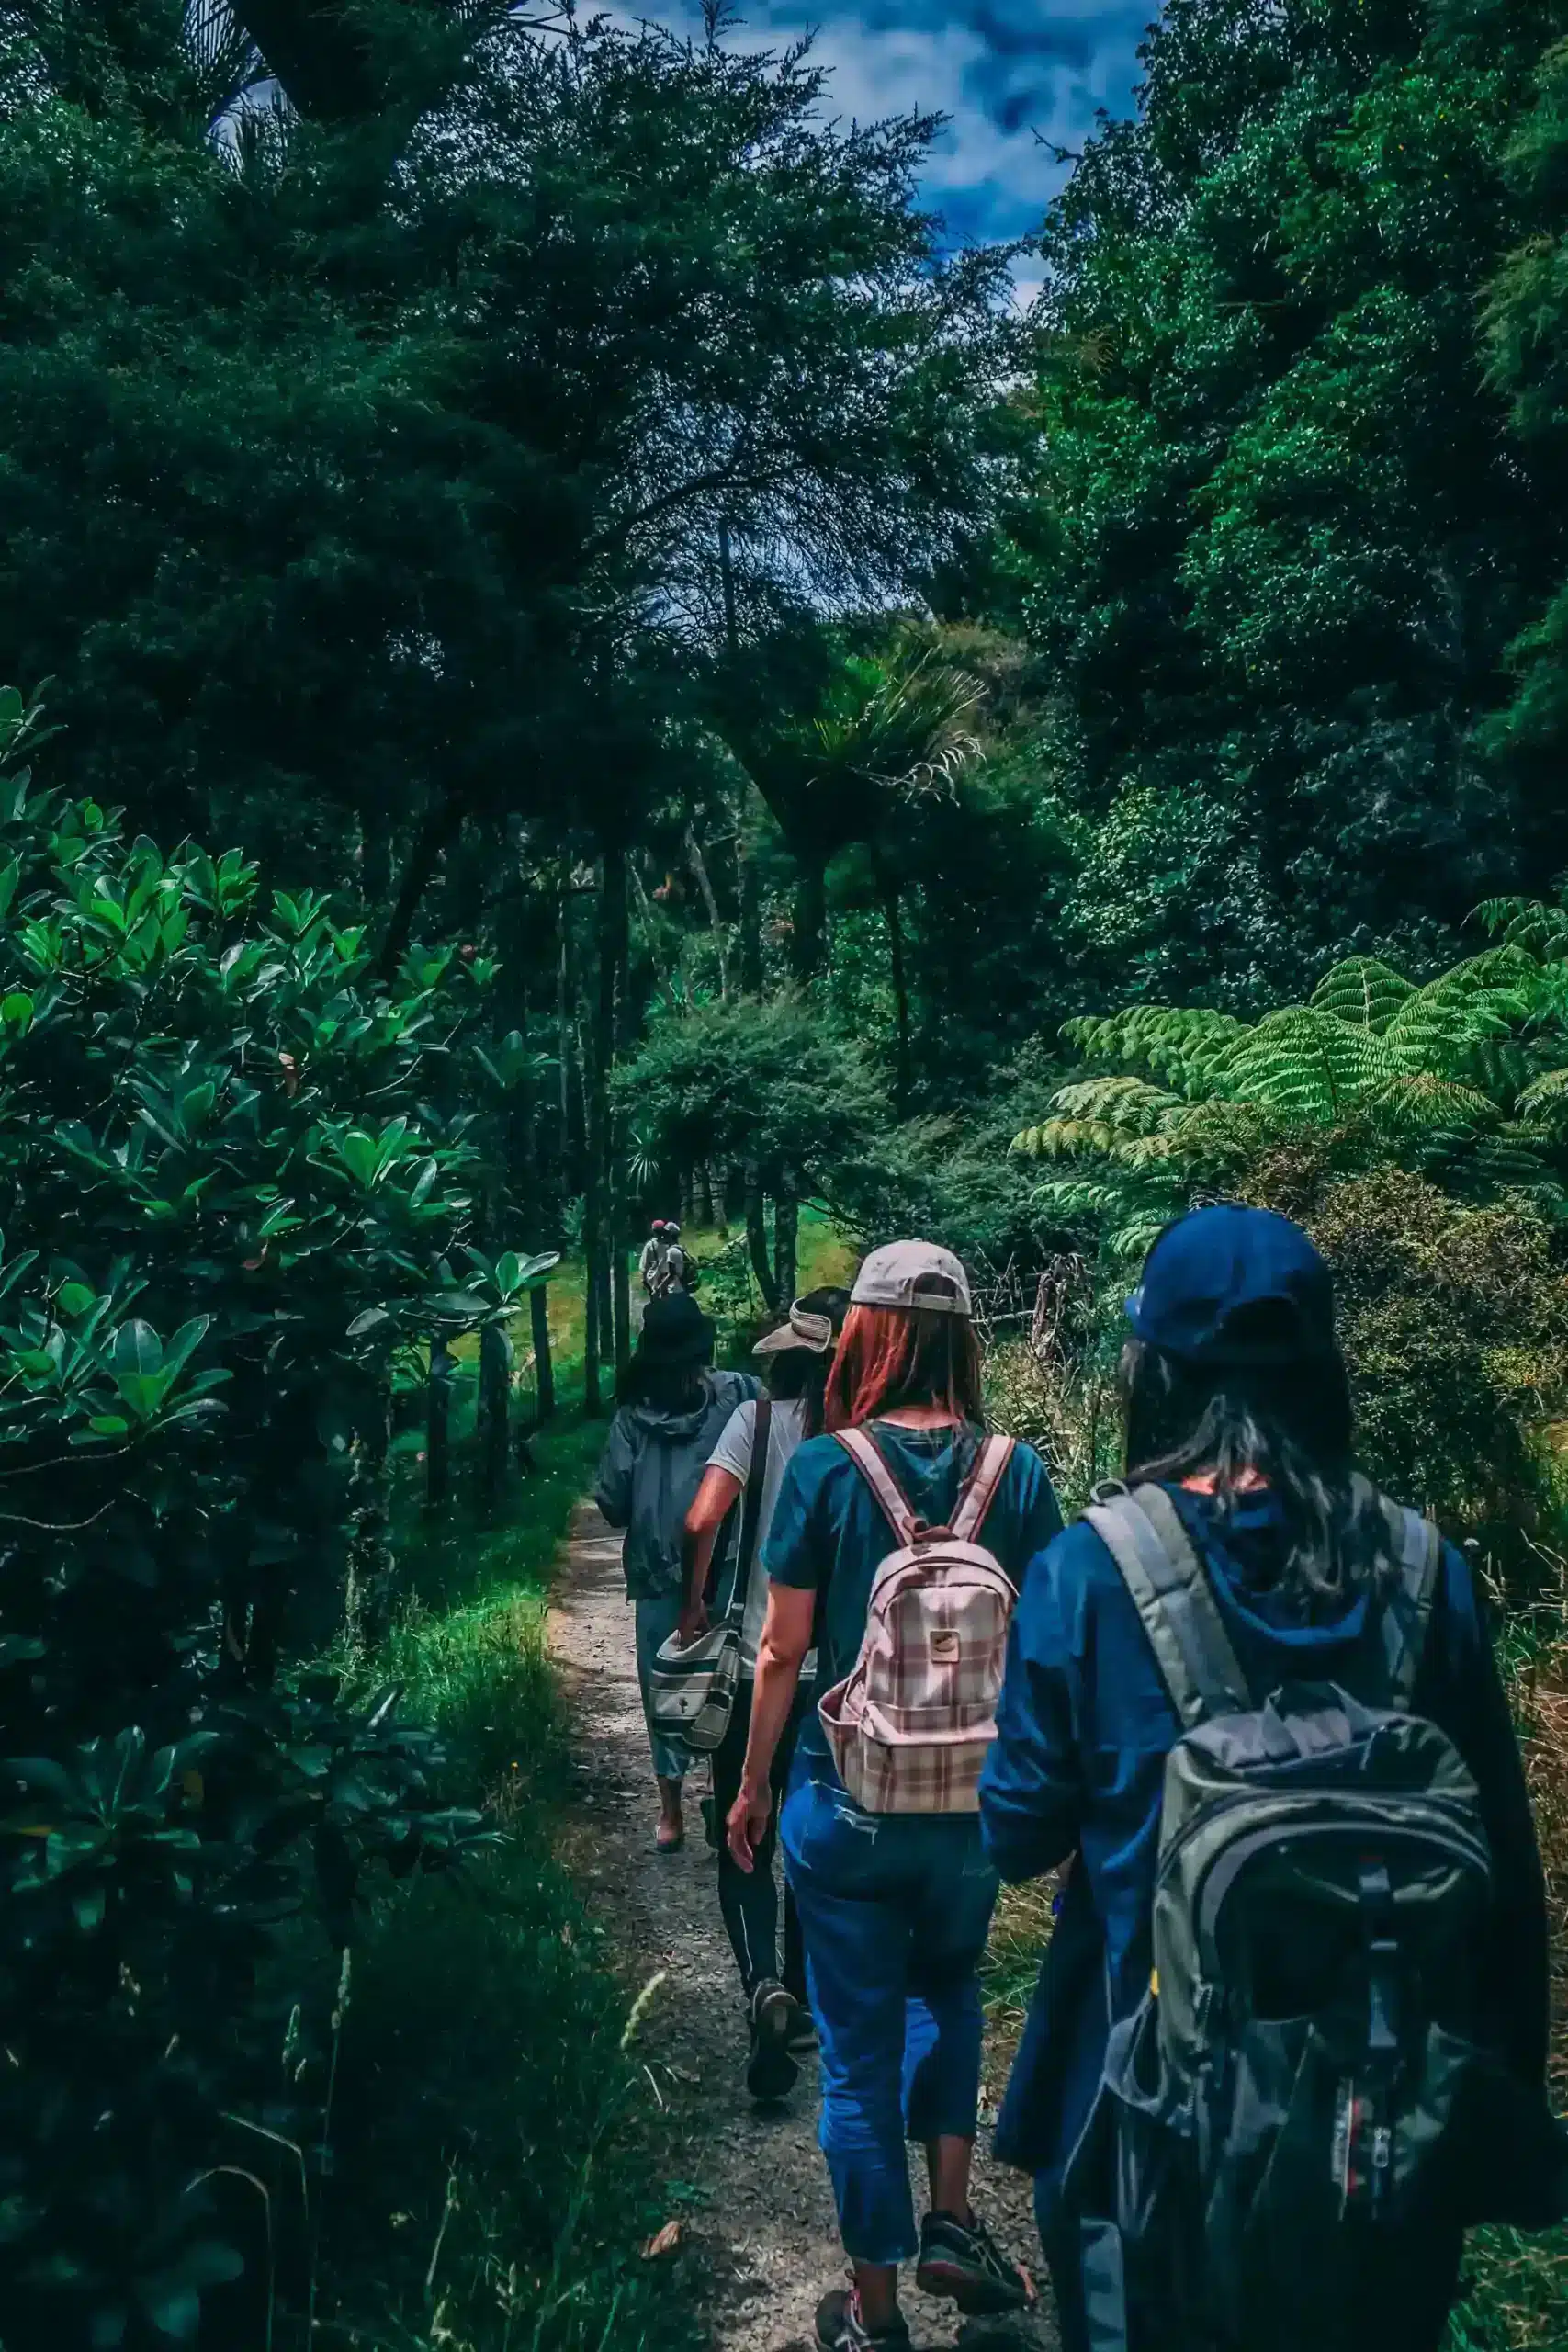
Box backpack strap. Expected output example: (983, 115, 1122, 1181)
(724, 1396, 773, 1626)
(1372, 1487, 1441, 1709)
(952, 1431, 1016, 1544)
(835, 1426, 919, 1545)
(1084, 1484, 1252, 1728)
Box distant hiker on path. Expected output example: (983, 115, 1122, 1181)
(726, 1240, 1062, 2352)
(680, 1287, 852, 2102)
(981, 1204, 1560, 2352)
(594, 1294, 759, 1852)
(639, 1219, 671, 1301)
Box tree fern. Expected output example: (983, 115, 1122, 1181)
(1309, 956, 1415, 1035)
(1018, 897, 1568, 1235)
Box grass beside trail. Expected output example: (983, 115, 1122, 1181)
(317, 1401, 694, 2352)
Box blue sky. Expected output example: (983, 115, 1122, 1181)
(650, 0, 1154, 301)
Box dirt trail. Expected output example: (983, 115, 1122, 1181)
(550, 1502, 1060, 2352)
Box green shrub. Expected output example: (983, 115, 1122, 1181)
(0, 694, 517, 2344)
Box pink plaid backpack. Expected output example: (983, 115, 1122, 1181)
(817, 1427, 1019, 1815)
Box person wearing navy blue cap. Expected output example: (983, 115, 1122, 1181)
(978, 1204, 1551, 2352)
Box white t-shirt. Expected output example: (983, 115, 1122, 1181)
(706, 1396, 818, 1679)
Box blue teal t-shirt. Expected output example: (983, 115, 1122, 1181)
(763, 1419, 1062, 1690)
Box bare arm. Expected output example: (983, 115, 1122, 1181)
(678, 1463, 742, 1644)
(726, 1582, 815, 1872)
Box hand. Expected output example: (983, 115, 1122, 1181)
(676, 1599, 708, 1648)
(726, 1780, 771, 1873)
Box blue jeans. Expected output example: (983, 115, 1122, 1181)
(782, 1746, 999, 2266)
(633, 1595, 690, 1783)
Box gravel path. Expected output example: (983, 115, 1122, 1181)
(550, 1502, 1060, 2352)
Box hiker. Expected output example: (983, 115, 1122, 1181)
(678, 1287, 852, 2101)
(638, 1219, 671, 1302)
(726, 1240, 1063, 2352)
(593, 1293, 760, 1852)
(979, 1204, 1559, 2352)
(662, 1220, 692, 1295)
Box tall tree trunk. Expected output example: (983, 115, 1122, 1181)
(877, 858, 912, 1112)
(773, 1190, 799, 1312)
(475, 1322, 512, 1509)
(697, 1163, 715, 1227)
(684, 820, 730, 998)
(601, 845, 632, 1375)
(556, 859, 572, 1163)
(746, 1176, 779, 1314)
(530, 1283, 555, 1423)
(792, 857, 828, 983)
(376, 790, 462, 982)
(738, 787, 763, 995)
(344, 1382, 394, 1650)
(425, 1333, 452, 1509)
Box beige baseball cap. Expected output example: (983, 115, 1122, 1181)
(753, 1303, 836, 1357)
(851, 1240, 973, 1317)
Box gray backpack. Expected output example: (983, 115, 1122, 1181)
(1065, 1479, 1554, 2352)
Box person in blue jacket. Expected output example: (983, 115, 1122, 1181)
(978, 1204, 1551, 2352)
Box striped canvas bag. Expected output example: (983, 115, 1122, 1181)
(818, 1427, 1017, 1814)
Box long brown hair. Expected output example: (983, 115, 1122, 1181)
(762, 1286, 852, 1438)
(825, 1293, 984, 1432)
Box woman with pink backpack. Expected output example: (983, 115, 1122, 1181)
(725, 1240, 1061, 2352)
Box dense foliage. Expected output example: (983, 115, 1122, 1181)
(0, 694, 520, 2345)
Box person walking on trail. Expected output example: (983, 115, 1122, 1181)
(979, 1205, 1559, 2352)
(593, 1293, 760, 1853)
(680, 1287, 852, 2104)
(662, 1220, 693, 1296)
(725, 1240, 1063, 2352)
(638, 1219, 671, 1302)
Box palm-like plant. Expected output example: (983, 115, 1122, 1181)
(726, 634, 985, 1098)
(1012, 907, 1568, 1257)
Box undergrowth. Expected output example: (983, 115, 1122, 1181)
(312, 1403, 695, 2352)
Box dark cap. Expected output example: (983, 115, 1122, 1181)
(636, 1291, 715, 1366)
(1125, 1205, 1335, 1367)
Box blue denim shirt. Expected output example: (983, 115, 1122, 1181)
(977, 1488, 1550, 2191)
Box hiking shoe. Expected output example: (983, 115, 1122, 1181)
(815, 2287, 912, 2352)
(786, 2001, 818, 2060)
(745, 1979, 801, 2102)
(916, 2209, 1033, 2316)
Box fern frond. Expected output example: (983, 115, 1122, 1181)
(1217, 1009, 1394, 1122)
(1062, 1007, 1247, 1097)
(1309, 957, 1415, 1035)
(1048, 1076, 1186, 1135)
(1472, 897, 1568, 962)
(1366, 1073, 1498, 1136)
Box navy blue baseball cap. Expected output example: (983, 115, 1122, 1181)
(1125, 1204, 1336, 1366)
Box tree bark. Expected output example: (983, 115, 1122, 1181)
(530, 1283, 555, 1423)
(344, 1383, 394, 1650)
(773, 1190, 799, 1312)
(375, 790, 462, 982)
(746, 1176, 779, 1314)
(684, 820, 730, 997)
(607, 846, 633, 1374)
(475, 1322, 512, 1510)
(792, 857, 828, 983)
(425, 1333, 453, 1509)
(738, 787, 763, 994)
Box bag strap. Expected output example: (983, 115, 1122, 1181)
(835, 1425, 919, 1545)
(952, 1430, 1016, 1544)
(725, 1396, 773, 1626)
(1084, 1484, 1252, 1728)
(1371, 1485, 1441, 1708)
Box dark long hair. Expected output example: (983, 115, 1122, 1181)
(615, 1358, 710, 1413)
(1121, 1325, 1389, 1606)
(761, 1286, 852, 1438)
